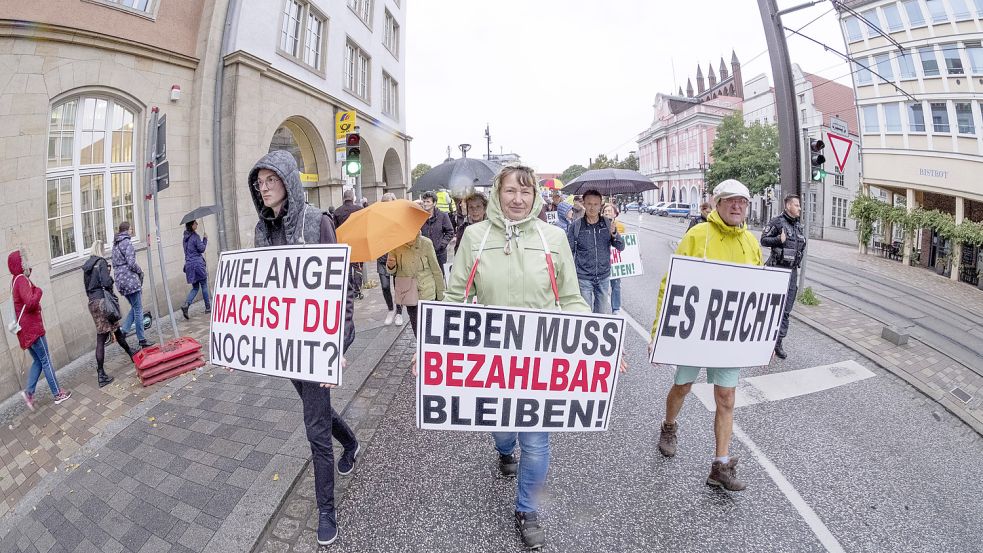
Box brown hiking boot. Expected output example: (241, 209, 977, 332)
(707, 457, 747, 491)
(657, 421, 678, 457)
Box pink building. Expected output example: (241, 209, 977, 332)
(637, 53, 744, 206)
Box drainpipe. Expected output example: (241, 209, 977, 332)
(212, 0, 240, 252)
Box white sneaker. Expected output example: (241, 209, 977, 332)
(384, 311, 395, 326)
(394, 313, 404, 326)
(612, 309, 621, 315)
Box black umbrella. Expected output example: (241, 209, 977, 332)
(561, 168, 656, 195)
(411, 158, 501, 195)
(179, 205, 217, 226)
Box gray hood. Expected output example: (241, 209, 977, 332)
(249, 150, 309, 245)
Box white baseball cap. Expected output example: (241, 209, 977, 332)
(713, 179, 751, 201)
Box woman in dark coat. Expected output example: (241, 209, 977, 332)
(82, 239, 135, 387)
(180, 221, 211, 319)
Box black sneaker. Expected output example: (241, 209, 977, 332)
(317, 510, 338, 545)
(499, 452, 518, 477)
(139, 340, 154, 349)
(337, 442, 360, 475)
(515, 511, 546, 549)
(774, 339, 787, 360)
(180, 304, 189, 320)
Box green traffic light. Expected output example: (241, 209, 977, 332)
(345, 160, 361, 176)
(811, 167, 827, 181)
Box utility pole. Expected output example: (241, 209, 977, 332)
(484, 124, 491, 160)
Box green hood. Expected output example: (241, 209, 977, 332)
(484, 175, 545, 254)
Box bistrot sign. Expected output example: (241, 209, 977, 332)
(416, 301, 624, 432)
(611, 232, 643, 279)
(209, 245, 350, 385)
(651, 256, 791, 368)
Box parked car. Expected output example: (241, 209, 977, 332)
(624, 202, 643, 212)
(646, 201, 669, 215)
(655, 202, 691, 217)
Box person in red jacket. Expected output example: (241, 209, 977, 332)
(8, 249, 71, 410)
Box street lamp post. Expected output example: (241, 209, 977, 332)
(699, 153, 710, 201)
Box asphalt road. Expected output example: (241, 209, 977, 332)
(324, 214, 983, 553)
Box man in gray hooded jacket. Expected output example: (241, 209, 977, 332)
(249, 150, 358, 547)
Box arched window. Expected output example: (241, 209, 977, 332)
(268, 122, 320, 206)
(46, 96, 138, 262)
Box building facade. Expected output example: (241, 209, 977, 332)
(0, 0, 410, 399)
(837, 0, 983, 284)
(743, 64, 863, 244)
(637, 53, 745, 207)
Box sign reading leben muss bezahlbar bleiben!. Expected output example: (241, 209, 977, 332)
(651, 256, 791, 368)
(209, 245, 350, 386)
(416, 301, 625, 432)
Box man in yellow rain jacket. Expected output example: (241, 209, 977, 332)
(649, 179, 762, 492)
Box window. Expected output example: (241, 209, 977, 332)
(931, 102, 951, 132)
(955, 102, 975, 133)
(798, 93, 805, 104)
(968, 42, 983, 73)
(903, 0, 926, 25)
(884, 103, 903, 132)
(898, 50, 918, 78)
(863, 105, 880, 132)
(808, 192, 817, 224)
(861, 9, 883, 37)
(834, 172, 845, 187)
(832, 197, 849, 228)
(384, 10, 399, 57)
(45, 96, 138, 261)
(919, 46, 940, 76)
(942, 43, 964, 74)
(279, 1, 326, 72)
(344, 40, 370, 101)
(925, 0, 949, 22)
(348, 0, 372, 26)
(801, 108, 808, 123)
(949, 0, 972, 19)
(382, 72, 398, 119)
(976, 0, 983, 16)
(882, 3, 905, 30)
(92, 0, 155, 15)
(844, 16, 863, 41)
(856, 58, 873, 84)
(908, 102, 927, 131)
(874, 53, 894, 80)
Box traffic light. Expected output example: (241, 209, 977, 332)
(345, 131, 361, 176)
(810, 138, 827, 181)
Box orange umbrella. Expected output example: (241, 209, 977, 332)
(336, 199, 429, 263)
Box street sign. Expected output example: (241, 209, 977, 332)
(155, 115, 167, 162)
(155, 160, 170, 192)
(336, 110, 356, 145)
(300, 173, 318, 182)
(826, 131, 853, 174)
(829, 116, 849, 135)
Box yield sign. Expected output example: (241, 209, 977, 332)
(826, 131, 853, 173)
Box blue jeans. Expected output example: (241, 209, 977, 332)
(185, 279, 211, 310)
(120, 291, 146, 342)
(610, 278, 622, 312)
(26, 336, 61, 396)
(493, 432, 550, 512)
(578, 277, 611, 314)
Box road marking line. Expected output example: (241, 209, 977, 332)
(621, 310, 846, 553)
(689, 360, 876, 411)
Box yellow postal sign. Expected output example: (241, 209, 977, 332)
(336, 110, 356, 143)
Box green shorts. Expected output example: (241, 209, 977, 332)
(674, 366, 740, 388)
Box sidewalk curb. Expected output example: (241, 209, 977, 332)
(792, 308, 983, 437)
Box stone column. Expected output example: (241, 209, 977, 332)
(902, 188, 919, 265)
(883, 190, 895, 245)
(951, 197, 965, 281)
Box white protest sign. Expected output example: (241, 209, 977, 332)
(546, 211, 558, 225)
(610, 232, 643, 280)
(651, 256, 791, 368)
(209, 245, 350, 385)
(416, 301, 624, 432)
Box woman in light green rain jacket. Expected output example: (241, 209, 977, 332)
(386, 233, 444, 337)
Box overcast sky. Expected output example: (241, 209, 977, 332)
(404, 0, 851, 173)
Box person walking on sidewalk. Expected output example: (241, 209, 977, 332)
(333, 189, 365, 300)
(567, 189, 625, 314)
(249, 150, 359, 547)
(419, 190, 454, 277)
(602, 202, 626, 315)
(386, 232, 444, 336)
(650, 179, 762, 492)
(180, 221, 210, 319)
(111, 222, 152, 349)
(83, 239, 137, 388)
(8, 249, 71, 409)
(444, 164, 590, 550)
(687, 201, 711, 231)
(760, 194, 807, 360)
(376, 193, 404, 327)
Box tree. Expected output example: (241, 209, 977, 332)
(617, 152, 639, 171)
(559, 164, 587, 184)
(705, 112, 779, 195)
(411, 163, 432, 184)
(588, 154, 615, 170)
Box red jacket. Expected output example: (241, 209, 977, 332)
(8, 251, 45, 349)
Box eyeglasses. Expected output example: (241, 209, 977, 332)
(253, 175, 283, 190)
(720, 197, 749, 207)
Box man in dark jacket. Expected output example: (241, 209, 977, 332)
(112, 222, 152, 348)
(249, 150, 359, 547)
(419, 190, 455, 276)
(333, 189, 365, 299)
(687, 201, 711, 230)
(567, 189, 625, 313)
(760, 194, 807, 360)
